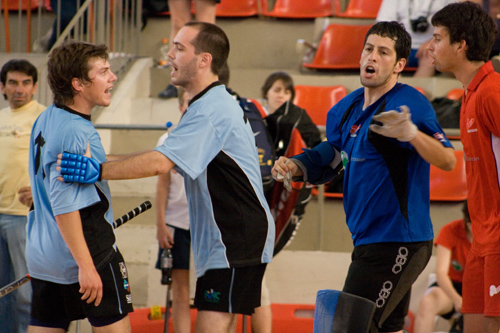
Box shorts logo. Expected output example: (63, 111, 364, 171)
(126, 294, 133, 304)
(451, 260, 463, 272)
(204, 289, 221, 303)
(392, 246, 408, 274)
(489, 285, 500, 297)
(376, 281, 393, 308)
(119, 262, 128, 279)
(375, 247, 409, 308)
(124, 279, 130, 292)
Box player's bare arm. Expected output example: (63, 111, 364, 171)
(55, 210, 103, 306)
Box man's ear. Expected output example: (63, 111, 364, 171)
(199, 52, 212, 69)
(456, 39, 467, 55)
(394, 57, 407, 74)
(72, 78, 84, 92)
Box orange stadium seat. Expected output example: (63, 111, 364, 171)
(216, 0, 258, 17)
(430, 150, 467, 202)
(260, 0, 333, 19)
(446, 88, 464, 100)
(3, 0, 44, 10)
(333, 0, 383, 19)
(303, 23, 373, 70)
(129, 304, 314, 332)
(414, 86, 426, 97)
(293, 85, 347, 126)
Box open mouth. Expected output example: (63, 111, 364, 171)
(365, 66, 375, 74)
(105, 87, 113, 94)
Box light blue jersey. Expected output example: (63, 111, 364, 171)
(155, 83, 275, 277)
(27, 105, 115, 284)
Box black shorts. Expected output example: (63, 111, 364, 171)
(30, 249, 134, 329)
(155, 225, 191, 270)
(429, 281, 463, 319)
(343, 240, 432, 332)
(194, 264, 267, 315)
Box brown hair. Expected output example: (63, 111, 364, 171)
(47, 40, 109, 106)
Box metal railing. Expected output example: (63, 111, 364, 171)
(1, 0, 142, 105)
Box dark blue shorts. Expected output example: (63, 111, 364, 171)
(155, 225, 191, 270)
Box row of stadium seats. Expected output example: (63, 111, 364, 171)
(150, 0, 383, 19)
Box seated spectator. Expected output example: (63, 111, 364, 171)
(377, 0, 458, 77)
(260, 71, 322, 158)
(414, 200, 472, 333)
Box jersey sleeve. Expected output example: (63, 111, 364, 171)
(48, 120, 100, 216)
(155, 111, 223, 179)
(398, 87, 453, 150)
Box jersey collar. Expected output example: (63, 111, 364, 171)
(188, 81, 223, 107)
(56, 104, 91, 121)
(467, 61, 494, 94)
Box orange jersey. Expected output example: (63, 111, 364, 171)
(460, 61, 500, 256)
(435, 219, 471, 283)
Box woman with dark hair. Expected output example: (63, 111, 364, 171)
(261, 71, 321, 158)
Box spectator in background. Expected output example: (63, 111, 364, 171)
(260, 72, 322, 159)
(414, 200, 472, 333)
(155, 86, 192, 333)
(0, 59, 45, 333)
(157, 0, 219, 99)
(377, 0, 459, 77)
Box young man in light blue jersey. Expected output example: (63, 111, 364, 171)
(273, 21, 456, 333)
(27, 41, 133, 332)
(57, 22, 275, 333)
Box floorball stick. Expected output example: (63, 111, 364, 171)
(0, 200, 153, 298)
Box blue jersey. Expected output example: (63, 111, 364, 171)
(27, 105, 115, 284)
(155, 83, 275, 277)
(326, 83, 452, 246)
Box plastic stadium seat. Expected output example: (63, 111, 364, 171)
(414, 86, 426, 97)
(333, 0, 383, 19)
(3, 0, 43, 10)
(260, 0, 333, 19)
(430, 150, 467, 202)
(216, 0, 258, 17)
(303, 23, 373, 70)
(293, 85, 347, 126)
(447, 88, 464, 100)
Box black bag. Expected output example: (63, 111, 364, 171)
(431, 97, 462, 129)
(240, 98, 276, 191)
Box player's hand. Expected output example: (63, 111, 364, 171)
(78, 266, 103, 306)
(17, 186, 33, 208)
(272, 157, 298, 191)
(369, 105, 418, 142)
(453, 296, 463, 313)
(157, 223, 174, 249)
(57, 143, 101, 184)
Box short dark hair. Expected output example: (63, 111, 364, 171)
(364, 21, 411, 63)
(185, 21, 230, 75)
(47, 40, 109, 106)
(261, 71, 295, 101)
(1, 59, 38, 100)
(218, 62, 230, 86)
(432, 1, 496, 62)
(1, 59, 38, 85)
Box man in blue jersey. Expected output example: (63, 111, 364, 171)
(27, 41, 133, 332)
(273, 21, 456, 333)
(57, 22, 275, 333)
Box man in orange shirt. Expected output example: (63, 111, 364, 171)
(429, 2, 500, 332)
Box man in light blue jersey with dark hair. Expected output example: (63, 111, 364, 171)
(58, 22, 275, 333)
(27, 41, 133, 333)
